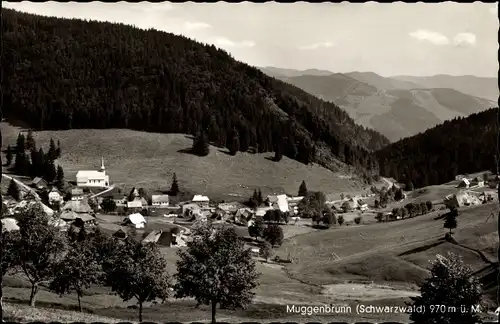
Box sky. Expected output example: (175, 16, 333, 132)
(4, 1, 499, 77)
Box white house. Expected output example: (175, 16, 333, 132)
(152, 195, 169, 207)
(470, 177, 484, 188)
(48, 188, 63, 204)
(71, 188, 84, 201)
(124, 213, 147, 229)
(76, 158, 110, 188)
(457, 178, 470, 189)
(192, 195, 209, 207)
(127, 200, 143, 209)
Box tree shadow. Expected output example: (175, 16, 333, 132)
(264, 156, 279, 162)
(177, 148, 206, 157)
(217, 149, 235, 156)
(397, 240, 444, 256)
(1, 117, 31, 130)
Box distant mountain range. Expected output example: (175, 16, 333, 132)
(260, 67, 498, 141)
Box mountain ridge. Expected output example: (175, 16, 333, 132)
(260, 67, 496, 141)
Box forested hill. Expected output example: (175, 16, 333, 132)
(377, 107, 498, 189)
(2, 9, 388, 174)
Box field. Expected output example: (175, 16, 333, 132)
(1, 121, 367, 202)
(279, 203, 498, 308)
(3, 201, 498, 323)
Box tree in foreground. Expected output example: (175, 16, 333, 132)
(174, 224, 258, 324)
(443, 208, 458, 235)
(7, 179, 20, 201)
(15, 204, 68, 307)
(263, 224, 284, 247)
(407, 252, 483, 324)
(107, 239, 170, 322)
(50, 239, 101, 312)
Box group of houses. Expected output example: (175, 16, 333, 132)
(456, 173, 499, 189)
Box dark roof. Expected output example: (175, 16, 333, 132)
(32, 177, 47, 185)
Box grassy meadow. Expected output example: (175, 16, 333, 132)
(1, 121, 367, 202)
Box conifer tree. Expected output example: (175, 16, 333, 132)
(170, 173, 179, 196)
(48, 138, 57, 161)
(56, 140, 61, 158)
(298, 180, 308, 197)
(44, 160, 57, 183)
(7, 179, 20, 201)
(16, 133, 25, 154)
(56, 165, 65, 189)
(192, 131, 210, 157)
(5, 145, 13, 166)
(26, 129, 35, 150)
(274, 141, 283, 162)
(229, 135, 240, 156)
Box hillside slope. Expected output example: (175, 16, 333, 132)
(269, 71, 494, 141)
(0, 122, 366, 201)
(392, 74, 499, 102)
(2, 9, 388, 175)
(376, 108, 498, 188)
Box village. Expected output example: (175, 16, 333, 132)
(2, 145, 499, 260)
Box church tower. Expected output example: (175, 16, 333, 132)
(100, 157, 106, 174)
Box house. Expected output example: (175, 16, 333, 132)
(455, 174, 465, 181)
(113, 228, 128, 240)
(142, 230, 173, 247)
(273, 194, 289, 213)
(192, 195, 209, 207)
(256, 206, 273, 217)
(470, 177, 484, 188)
(182, 203, 201, 216)
(71, 188, 84, 201)
(457, 178, 470, 189)
(61, 200, 92, 214)
(250, 247, 260, 257)
(287, 196, 304, 205)
(76, 158, 110, 188)
(1, 218, 20, 232)
(48, 187, 63, 204)
(152, 195, 169, 207)
(139, 197, 149, 207)
(49, 218, 67, 229)
(123, 213, 147, 229)
(234, 208, 254, 226)
(127, 200, 143, 209)
(266, 195, 279, 207)
(488, 177, 499, 189)
(217, 202, 246, 213)
(103, 187, 126, 204)
(60, 210, 79, 221)
(30, 177, 48, 190)
(359, 203, 369, 212)
(59, 210, 95, 224)
(444, 190, 481, 209)
(341, 199, 358, 212)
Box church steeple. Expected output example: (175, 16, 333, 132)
(100, 157, 106, 173)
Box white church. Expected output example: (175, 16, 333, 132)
(76, 158, 110, 188)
